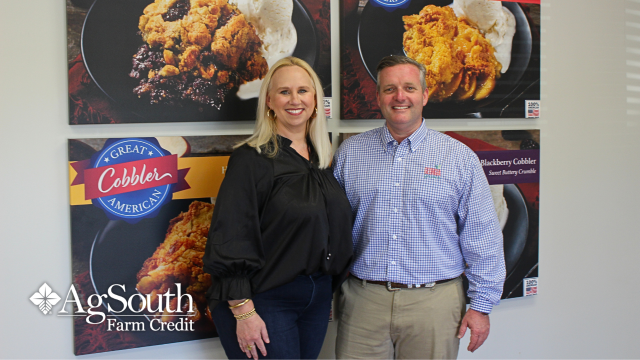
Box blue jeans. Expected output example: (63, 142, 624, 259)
(212, 272, 333, 359)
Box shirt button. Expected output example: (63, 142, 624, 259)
(391, 261, 396, 265)
(392, 235, 397, 240)
(394, 183, 400, 187)
(393, 208, 398, 213)
(397, 158, 402, 162)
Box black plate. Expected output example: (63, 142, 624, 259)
(81, 0, 317, 122)
(90, 199, 211, 323)
(357, 0, 532, 115)
(502, 184, 528, 275)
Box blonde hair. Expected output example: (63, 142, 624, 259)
(236, 57, 332, 169)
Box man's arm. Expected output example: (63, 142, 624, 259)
(457, 151, 506, 351)
(332, 142, 348, 190)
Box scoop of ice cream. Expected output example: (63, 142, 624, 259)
(452, 0, 502, 33)
(230, 0, 298, 99)
(490, 184, 509, 230)
(235, 0, 293, 29)
(492, 8, 515, 73)
(452, 0, 516, 73)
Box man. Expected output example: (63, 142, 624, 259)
(333, 55, 505, 359)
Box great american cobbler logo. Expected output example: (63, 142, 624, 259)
(424, 165, 442, 179)
(70, 138, 189, 223)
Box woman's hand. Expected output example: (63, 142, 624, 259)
(229, 300, 270, 359)
(236, 313, 269, 359)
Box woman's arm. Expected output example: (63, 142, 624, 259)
(203, 146, 272, 301)
(202, 146, 273, 359)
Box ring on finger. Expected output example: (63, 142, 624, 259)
(247, 344, 253, 351)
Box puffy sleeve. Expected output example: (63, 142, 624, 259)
(203, 145, 273, 303)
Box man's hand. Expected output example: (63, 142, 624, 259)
(457, 309, 490, 353)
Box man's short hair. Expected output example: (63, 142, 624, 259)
(375, 55, 427, 94)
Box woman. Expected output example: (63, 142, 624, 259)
(203, 57, 353, 360)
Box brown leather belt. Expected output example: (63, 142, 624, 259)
(352, 275, 459, 292)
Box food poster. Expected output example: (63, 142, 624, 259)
(338, 130, 540, 300)
(340, 0, 540, 119)
(67, 0, 332, 124)
(68, 135, 244, 355)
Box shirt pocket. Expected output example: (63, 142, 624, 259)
(346, 162, 387, 210)
(407, 170, 459, 220)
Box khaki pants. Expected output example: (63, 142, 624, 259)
(335, 276, 466, 359)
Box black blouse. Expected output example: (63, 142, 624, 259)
(203, 136, 353, 306)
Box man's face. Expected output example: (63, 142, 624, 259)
(376, 64, 429, 133)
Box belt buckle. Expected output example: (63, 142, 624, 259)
(386, 282, 401, 292)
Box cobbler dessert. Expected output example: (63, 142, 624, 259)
(129, 0, 269, 108)
(403, 5, 502, 102)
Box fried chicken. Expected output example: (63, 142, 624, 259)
(403, 5, 501, 102)
(136, 200, 214, 322)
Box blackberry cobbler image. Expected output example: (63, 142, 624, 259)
(129, 0, 268, 109)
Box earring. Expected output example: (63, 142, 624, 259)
(310, 106, 318, 119)
(267, 108, 276, 120)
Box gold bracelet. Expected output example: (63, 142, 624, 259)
(233, 308, 256, 321)
(228, 299, 250, 309)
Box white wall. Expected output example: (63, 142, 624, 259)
(1, 0, 639, 358)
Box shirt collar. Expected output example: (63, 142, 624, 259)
(380, 120, 427, 153)
(276, 134, 293, 148)
(276, 134, 318, 164)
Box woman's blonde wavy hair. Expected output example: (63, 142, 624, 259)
(235, 57, 332, 169)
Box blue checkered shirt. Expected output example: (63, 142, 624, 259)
(333, 122, 505, 313)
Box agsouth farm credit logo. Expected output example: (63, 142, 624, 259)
(70, 138, 190, 223)
(30, 282, 196, 332)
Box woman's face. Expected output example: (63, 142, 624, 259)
(266, 65, 316, 135)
